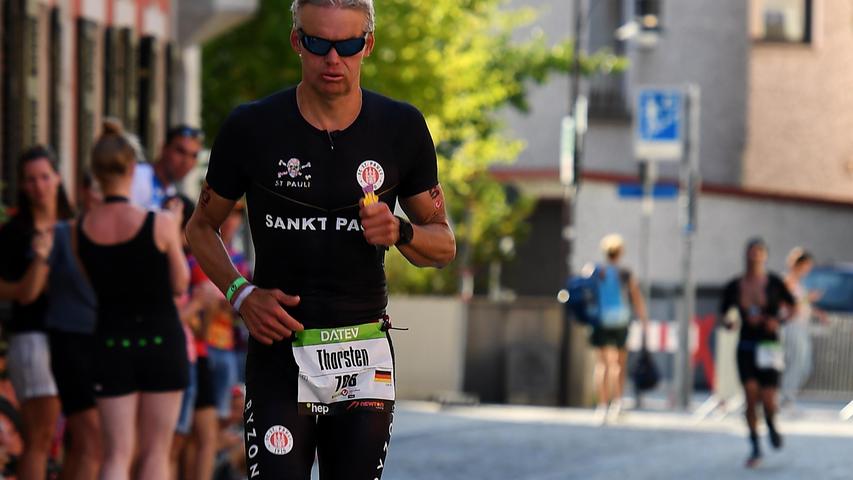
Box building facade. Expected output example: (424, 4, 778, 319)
(0, 0, 256, 206)
(499, 0, 853, 296)
(743, 0, 853, 201)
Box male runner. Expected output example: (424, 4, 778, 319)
(720, 238, 794, 468)
(185, 1, 456, 478)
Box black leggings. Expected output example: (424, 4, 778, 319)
(244, 337, 393, 480)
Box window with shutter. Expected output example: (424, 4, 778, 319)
(123, 28, 138, 134)
(104, 26, 129, 122)
(77, 19, 97, 176)
(49, 6, 61, 156)
(22, 0, 38, 148)
(588, 0, 630, 120)
(138, 35, 159, 160)
(164, 41, 175, 131)
(2, 0, 26, 205)
(0, 0, 4, 205)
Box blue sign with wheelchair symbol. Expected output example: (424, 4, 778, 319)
(634, 88, 684, 160)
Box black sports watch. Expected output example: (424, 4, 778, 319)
(395, 216, 414, 246)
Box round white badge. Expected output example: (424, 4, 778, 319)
(264, 425, 294, 455)
(356, 160, 385, 190)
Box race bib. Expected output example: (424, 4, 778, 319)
(291, 322, 395, 416)
(755, 341, 785, 371)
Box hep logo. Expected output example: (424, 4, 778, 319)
(308, 403, 329, 415)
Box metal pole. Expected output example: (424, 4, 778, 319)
(567, 0, 590, 278)
(558, 0, 590, 407)
(640, 160, 656, 301)
(677, 85, 701, 410)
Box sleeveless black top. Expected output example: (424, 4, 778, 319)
(78, 211, 178, 334)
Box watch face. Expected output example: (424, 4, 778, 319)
(397, 217, 413, 246)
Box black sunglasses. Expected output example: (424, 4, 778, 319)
(166, 125, 204, 144)
(298, 29, 368, 57)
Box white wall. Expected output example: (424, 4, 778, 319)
(386, 296, 467, 400)
(573, 180, 853, 285)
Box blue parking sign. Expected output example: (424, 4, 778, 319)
(635, 88, 684, 160)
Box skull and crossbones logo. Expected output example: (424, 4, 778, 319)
(278, 158, 312, 180)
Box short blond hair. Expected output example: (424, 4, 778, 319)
(600, 233, 625, 259)
(291, 0, 375, 32)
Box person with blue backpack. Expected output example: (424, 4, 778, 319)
(585, 234, 648, 423)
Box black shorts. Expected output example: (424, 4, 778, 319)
(48, 330, 96, 416)
(93, 323, 189, 397)
(590, 326, 629, 348)
(737, 348, 780, 388)
(244, 336, 393, 480)
(195, 355, 216, 409)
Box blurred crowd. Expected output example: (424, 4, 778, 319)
(0, 120, 249, 480)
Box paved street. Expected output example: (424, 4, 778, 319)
(371, 401, 853, 480)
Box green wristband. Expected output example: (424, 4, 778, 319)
(226, 277, 249, 303)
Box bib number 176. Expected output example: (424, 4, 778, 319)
(335, 374, 358, 391)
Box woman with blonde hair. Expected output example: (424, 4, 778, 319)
(590, 234, 648, 423)
(75, 120, 189, 480)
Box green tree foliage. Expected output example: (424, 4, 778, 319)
(202, 0, 625, 294)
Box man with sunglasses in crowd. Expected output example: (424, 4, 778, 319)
(186, 1, 456, 479)
(131, 124, 204, 210)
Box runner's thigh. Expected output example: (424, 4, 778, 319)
(316, 409, 394, 480)
(244, 337, 316, 479)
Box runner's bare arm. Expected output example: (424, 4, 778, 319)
(628, 275, 649, 329)
(186, 182, 303, 345)
(397, 185, 456, 267)
(360, 184, 455, 268)
(186, 183, 238, 291)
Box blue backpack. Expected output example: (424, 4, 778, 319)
(566, 265, 631, 328)
(566, 274, 600, 325)
(597, 265, 631, 328)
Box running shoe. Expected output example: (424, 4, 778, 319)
(768, 428, 784, 450)
(745, 452, 762, 469)
(606, 399, 623, 423)
(593, 403, 608, 425)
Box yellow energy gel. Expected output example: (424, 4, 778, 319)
(362, 186, 378, 205)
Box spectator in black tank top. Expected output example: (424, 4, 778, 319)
(0, 145, 72, 480)
(75, 120, 190, 480)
